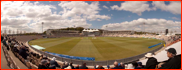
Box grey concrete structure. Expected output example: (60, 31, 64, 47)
(46, 29, 79, 36)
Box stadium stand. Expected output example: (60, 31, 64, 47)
(1, 32, 181, 69)
(46, 30, 83, 38)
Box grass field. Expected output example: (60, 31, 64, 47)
(29, 37, 165, 61)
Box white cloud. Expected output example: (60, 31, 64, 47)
(152, 1, 181, 14)
(58, 1, 111, 21)
(171, 17, 180, 20)
(1, 1, 92, 33)
(1, 16, 29, 26)
(103, 5, 109, 9)
(110, 1, 151, 16)
(110, 1, 181, 16)
(102, 18, 181, 33)
(1, 16, 34, 33)
(34, 1, 39, 5)
(1, 1, 56, 18)
(97, 19, 101, 21)
(87, 15, 111, 21)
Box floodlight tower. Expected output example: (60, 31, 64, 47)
(143, 22, 145, 34)
(42, 22, 44, 33)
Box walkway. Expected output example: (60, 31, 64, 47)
(1, 43, 28, 69)
(1, 43, 10, 69)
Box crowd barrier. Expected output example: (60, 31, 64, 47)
(28, 39, 164, 66)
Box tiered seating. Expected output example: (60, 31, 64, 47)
(50, 31, 82, 37)
(2, 45, 19, 69)
(12, 35, 43, 42)
(103, 33, 181, 47)
(3, 36, 63, 69)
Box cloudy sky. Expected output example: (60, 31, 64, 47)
(1, 1, 181, 33)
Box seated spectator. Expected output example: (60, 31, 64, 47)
(39, 55, 43, 60)
(144, 53, 158, 69)
(158, 48, 181, 69)
(14, 43, 19, 48)
(30, 52, 34, 56)
(94, 65, 99, 69)
(36, 54, 40, 59)
(132, 61, 141, 69)
(127, 64, 134, 69)
(13, 46, 19, 53)
(25, 46, 29, 52)
(64, 62, 75, 69)
(8, 39, 12, 44)
(69, 62, 75, 69)
(12, 38, 16, 42)
(64, 65, 72, 69)
(79, 63, 88, 69)
(137, 62, 144, 69)
(2, 39, 9, 50)
(38, 60, 49, 69)
(49, 57, 60, 69)
(97, 65, 104, 69)
(41, 56, 50, 63)
(118, 62, 124, 69)
(21, 43, 24, 45)
(1, 36, 4, 41)
(19, 46, 29, 59)
(107, 65, 110, 69)
(33, 53, 37, 57)
(111, 61, 121, 69)
(75, 65, 79, 69)
(61, 61, 69, 69)
(124, 64, 128, 69)
(10, 43, 15, 49)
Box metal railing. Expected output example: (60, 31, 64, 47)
(27, 39, 164, 66)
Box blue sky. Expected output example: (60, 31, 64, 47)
(31, 1, 181, 28)
(1, 1, 181, 33)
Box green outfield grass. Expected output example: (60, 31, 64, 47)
(29, 37, 165, 61)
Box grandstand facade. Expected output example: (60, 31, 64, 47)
(82, 29, 100, 36)
(46, 29, 80, 37)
